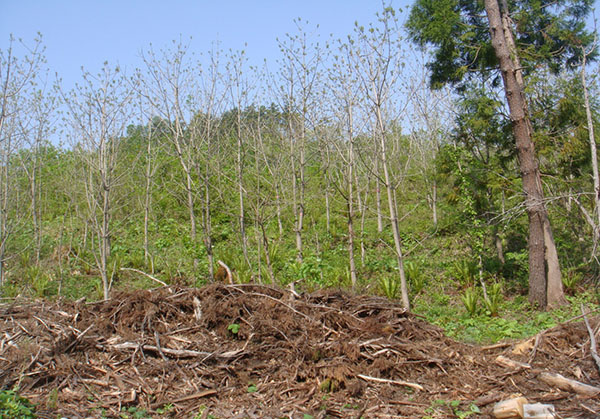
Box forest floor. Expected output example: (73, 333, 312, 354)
(0, 283, 599, 418)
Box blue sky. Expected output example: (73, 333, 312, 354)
(1, 0, 412, 91)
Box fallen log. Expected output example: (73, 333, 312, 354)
(538, 372, 600, 397)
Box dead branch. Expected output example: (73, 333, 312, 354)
(581, 304, 600, 375)
(495, 355, 531, 370)
(538, 372, 600, 396)
(217, 260, 233, 284)
(357, 373, 424, 391)
(170, 389, 217, 403)
(120, 267, 167, 287)
(108, 341, 244, 360)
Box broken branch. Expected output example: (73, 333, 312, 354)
(538, 372, 600, 396)
(357, 373, 423, 391)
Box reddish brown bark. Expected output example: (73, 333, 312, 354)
(483, 0, 565, 308)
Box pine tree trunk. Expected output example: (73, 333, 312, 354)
(484, 0, 565, 308)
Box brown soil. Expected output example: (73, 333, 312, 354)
(0, 284, 598, 418)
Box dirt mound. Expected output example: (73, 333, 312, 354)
(0, 284, 598, 418)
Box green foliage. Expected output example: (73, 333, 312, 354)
(405, 260, 426, 295)
(0, 388, 36, 418)
(483, 282, 503, 317)
(562, 267, 583, 294)
(448, 259, 477, 288)
(461, 287, 479, 317)
(120, 406, 151, 419)
(227, 323, 240, 336)
(407, 0, 596, 89)
(379, 275, 399, 300)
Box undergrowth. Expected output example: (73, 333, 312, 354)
(413, 290, 599, 344)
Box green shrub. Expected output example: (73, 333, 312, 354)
(0, 389, 36, 418)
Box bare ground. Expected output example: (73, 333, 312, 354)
(0, 283, 598, 418)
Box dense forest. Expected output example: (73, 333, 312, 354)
(1, 2, 599, 338)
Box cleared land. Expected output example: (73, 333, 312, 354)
(1, 284, 598, 418)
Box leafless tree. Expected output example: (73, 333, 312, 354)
(276, 19, 325, 263)
(63, 63, 132, 300)
(351, 8, 411, 309)
(0, 35, 46, 285)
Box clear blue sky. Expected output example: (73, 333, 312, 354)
(0, 0, 412, 90)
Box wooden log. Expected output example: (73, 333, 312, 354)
(538, 372, 600, 397)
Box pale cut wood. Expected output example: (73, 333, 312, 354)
(357, 373, 423, 391)
(493, 396, 528, 418)
(120, 267, 167, 287)
(495, 355, 531, 370)
(538, 372, 600, 396)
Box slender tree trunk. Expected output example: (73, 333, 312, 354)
(484, 0, 565, 308)
(289, 117, 303, 263)
(581, 49, 600, 253)
(374, 104, 410, 310)
(432, 181, 438, 228)
(356, 170, 367, 265)
(236, 107, 249, 266)
(143, 121, 153, 267)
(346, 101, 358, 290)
(100, 182, 110, 300)
(0, 136, 10, 285)
(323, 145, 331, 234)
(375, 158, 384, 233)
(204, 119, 214, 280)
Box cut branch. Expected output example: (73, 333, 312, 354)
(120, 267, 167, 287)
(357, 373, 423, 391)
(538, 372, 600, 396)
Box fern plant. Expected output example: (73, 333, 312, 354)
(379, 275, 399, 299)
(483, 282, 503, 317)
(461, 287, 479, 316)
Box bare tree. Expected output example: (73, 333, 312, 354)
(277, 20, 325, 263)
(139, 42, 203, 270)
(327, 42, 364, 289)
(17, 76, 60, 264)
(63, 63, 132, 300)
(226, 49, 254, 268)
(0, 35, 46, 285)
(352, 8, 411, 309)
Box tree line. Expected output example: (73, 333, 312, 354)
(0, 1, 598, 310)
